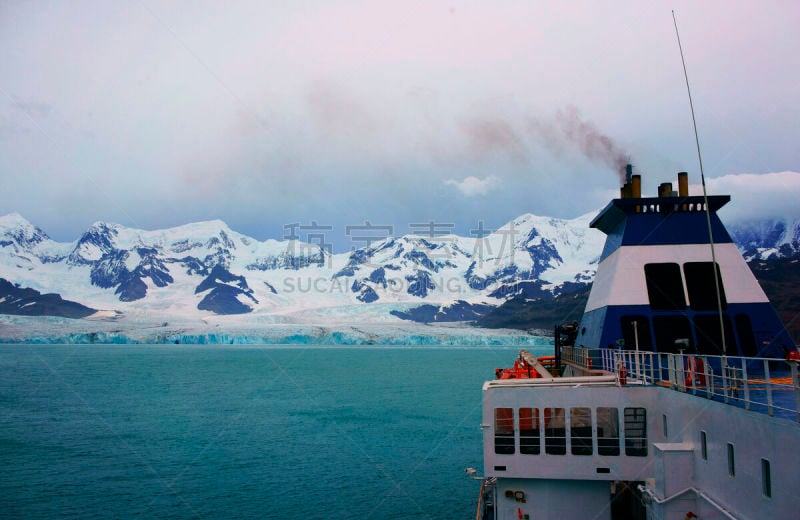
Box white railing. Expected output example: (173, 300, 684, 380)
(562, 346, 800, 422)
(637, 485, 738, 520)
(562, 345, 593, 368)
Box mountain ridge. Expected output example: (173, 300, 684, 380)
(1, 211, 798, 327)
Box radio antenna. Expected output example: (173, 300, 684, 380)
(673, 10, 727, 355)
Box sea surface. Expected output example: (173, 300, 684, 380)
(0, 344, 551, 519)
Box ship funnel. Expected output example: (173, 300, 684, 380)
(678, 171, 689, 197)
(620, 164, 638, 199)
(631, 174, 641, 198)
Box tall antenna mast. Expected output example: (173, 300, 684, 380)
(672, 10, 727, 355)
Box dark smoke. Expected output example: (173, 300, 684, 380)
(528, 105, 631, 182)
(460, 117, 528, 163)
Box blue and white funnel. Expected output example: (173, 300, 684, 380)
(577, 168, 791, 357)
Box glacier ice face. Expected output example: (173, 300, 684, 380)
(0, 314, 551, 346)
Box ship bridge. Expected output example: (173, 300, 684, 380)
(576, 168, 792, 358)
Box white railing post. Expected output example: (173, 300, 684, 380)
(722, 357, 729, 404)
(634, 351, 642, 381)
(668, 355, 676, 389)
(791, 360, 800, 423)
(764, 360, 773, 417)
(677, 354, 686, 392)
(742, 361, 750, 411)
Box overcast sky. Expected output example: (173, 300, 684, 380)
(1, 1, 798, 251)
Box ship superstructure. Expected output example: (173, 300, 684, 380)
(475, 170, 800, 520)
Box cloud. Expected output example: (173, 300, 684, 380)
(444, 175, 501, 197)
(702, 171, 800, 222)
(2, 2, 799, 246)
(306, 81, 378, 138)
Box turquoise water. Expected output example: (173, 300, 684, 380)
(0, 344, 551, 519)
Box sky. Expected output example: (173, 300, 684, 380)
(1, 0, 799, 251)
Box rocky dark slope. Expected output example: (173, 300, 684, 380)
(0, 278, 96, 318)
(748, 256, 800, 345)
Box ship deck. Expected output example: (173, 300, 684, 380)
(479, 347, 800, 520)
(560, 346, 800, 422)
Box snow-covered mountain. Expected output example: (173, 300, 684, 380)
(0, 211, 603, 322)
(2, 210, 797, 324)
(727, 217, 800, 261)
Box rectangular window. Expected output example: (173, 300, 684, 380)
(494, 408, 515, 455)
(644, 263, 686, 310)
(519, 408, 540, 455)
(620, 316, 653, 351)
(762, 459, 771, 498)
(597, 407, 620, 456)
(735, 314, 757, 357)
(684, 262, 727, 310)
(662, 414, 668, 438)
(544, 407, 566, 455)
(700, 431, 707, 461)
(727, 443, 735, 476)
(570, 407, 593, 455)
(624, 407, 648, 456)
(693, 314, 735, 355)
(653, 315, 693, 354)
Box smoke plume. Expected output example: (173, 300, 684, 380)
(460, 117, 528, 163)
(528, 105, 630, 182)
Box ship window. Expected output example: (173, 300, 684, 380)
(684, 262, 727, 310)
(644, 263, 686, 310)
(494, 408, 515, 455)
(652, 316, 693, 353)
(624, 407, 647, 457)
(544, 407, 566, 455)
(597, 407, 620, 456)
(519, 408, 540, 455)
(727, 443, 735, 476)
(693, 315, 735, 355)
(762, 459, 772, 498)
(620, 316, 652, 351)
(735, 314, 757, 357)
(570, 407, 593, 455)
(700, 431, 707, 461)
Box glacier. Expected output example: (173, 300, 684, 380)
(0, 314, 550, 346)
